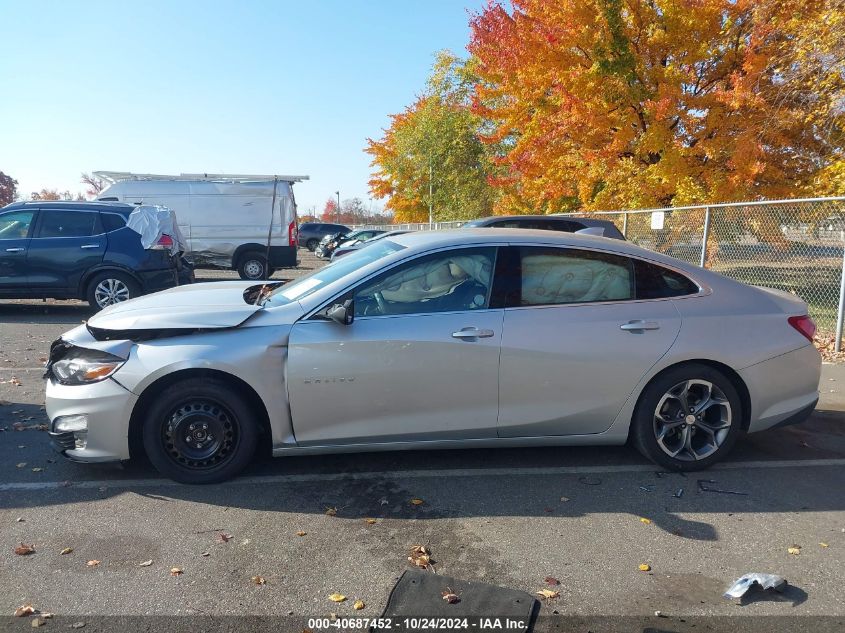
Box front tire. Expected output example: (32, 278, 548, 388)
(630, 364, 743, 471)
(237, 252, 269, 280)
(141, 378, 259, 484)
(86, 271, 140, 310)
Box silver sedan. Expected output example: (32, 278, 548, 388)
(44, 229, 821, 483)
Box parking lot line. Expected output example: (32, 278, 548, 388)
(1, 457, 843, 492)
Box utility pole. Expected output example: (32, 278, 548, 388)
(335, 190, 340, 224)
(428, 153, 433, 230)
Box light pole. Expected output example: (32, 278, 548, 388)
(335, 191, 340, 224)
(428, 152, 433, 230)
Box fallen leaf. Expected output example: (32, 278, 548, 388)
(353, 600, 365, 610)
(325, 507, 338, 516)
(71, 623, 86, 629)
(788, 545, 801, 555)
(639, 517, 652, 525)
(31, 468, 43, 473)
(15, 543, 35, 556)
(251, 576, 266, 585)
(408, 545, 433, 569)
(365, 518, 377, 525)
(14, 605, 35, 617)
(638, 564, 651, 572)
(60, 547, 73, 556)
(216, 532, 233, 544)
(86, 560, 100, 567)
(441, 589, 460, 604)
(820, 542, 829, 548)
(201, 552, 210, 557)
(138, 560, 153, 567)
(16, 517, 25, 522)
(544, 576, 560, 586)
(41, 614, 53, 619)
(379, 498, 389, 506)
(536, 589, 560, 600)
(170, 567, 183, 576)
(16, 462, 26, 468)
(328, 593, 346, 603)
(559, 496, 570, 502)
(240, 539, 250, 546)
(296, 531, 307, 537)
(31, 618, 44, 628)
(410, 498, 424, 506)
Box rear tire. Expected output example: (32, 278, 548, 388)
(85, 271, 140, 310)
(237, 252, 268, 280)
(141, 378, 259, 484)
(305, 239, 318, 251)
(630, 363, 743, 471)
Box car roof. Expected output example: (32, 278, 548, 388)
(2, 200, 135, 215)
(388, 228, 698, 271)
(468, 214, 618, 227)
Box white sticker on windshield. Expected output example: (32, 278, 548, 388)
(280, 277, 323, 300)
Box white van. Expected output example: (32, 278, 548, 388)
(95, 172, 308, 280)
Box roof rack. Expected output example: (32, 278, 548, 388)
(93, 171, 309, 184)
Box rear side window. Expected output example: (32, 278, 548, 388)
(634, 259, 699, 299)
(37, 210, 101, 238)
(100, 213, 127, 232)
(516, 247, 634, 306)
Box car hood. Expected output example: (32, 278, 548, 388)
(86, 281, 267, 331)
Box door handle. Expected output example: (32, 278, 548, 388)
(620, 320, 660, 331)
(5, 247, 25, 253)
(452, 327, 495, 339)
(80, 244, 101, 249)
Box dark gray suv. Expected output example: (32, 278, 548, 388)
(298, 222, 350, 251)
(462, 215, 625, 239)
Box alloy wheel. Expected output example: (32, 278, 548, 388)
(94, 278, 131, 308)
(653, 379, 732, 461)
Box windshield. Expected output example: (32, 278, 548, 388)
(263, 239, 405, 306)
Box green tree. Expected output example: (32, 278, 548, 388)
(366, 51, 498, 222)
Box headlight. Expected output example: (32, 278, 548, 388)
(51, 348, 125, 385)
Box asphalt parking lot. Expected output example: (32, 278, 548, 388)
(1, 249, 844, 629)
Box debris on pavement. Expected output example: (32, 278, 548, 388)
(138, 560, 153, 567)
(787, 544, 802, 555)
(639, 564, 651, 572)
(544, 576, 560, 586)
(639, 485, 655, 492)
(536, 589, 559, 600)
(697, 479, 748, 496)
(14, 543, 35, 555)
(14, 605, 36, 617)
(170, 567, 183, 577)
(723, 573, 787, 600)
(60, 547, 73, 555)
(215, 531, 233, 543)
(639, 517, 652, 525)
(410, 498, 425, 506)
(354, 599, 366, 609)
(86, 560, 100, 567)
(578, 476, 602, 486)
(251, 575, 266, 585)
(408, 545, 434, 571)
(674, 488, 684, 498)
(31, 618, 44, 628)
(328, 593, 346, 603)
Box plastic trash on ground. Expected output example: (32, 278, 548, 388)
(724, 573, 787, 599)
(126, 205, 187, 254)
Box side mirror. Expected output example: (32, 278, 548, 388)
(326, 299, 354, 325)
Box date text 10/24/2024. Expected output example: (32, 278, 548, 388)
(307, 617, 528, 630)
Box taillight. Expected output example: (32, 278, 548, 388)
(149, 234, 174, 250)
(289, 221, 298, 246)
(788, 315, 816, 342)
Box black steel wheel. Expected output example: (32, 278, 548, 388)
(142, 377, 259, 484)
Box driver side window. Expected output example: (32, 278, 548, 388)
(354, 247, 496, 317)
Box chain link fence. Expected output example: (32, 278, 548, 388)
(354, 197, 845, 348)
(572, 197, 845, 345)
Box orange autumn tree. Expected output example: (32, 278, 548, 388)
(469, 0, 839, 213)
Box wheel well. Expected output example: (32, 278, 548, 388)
(128, 368, 273, 462)
(79, 266, 142, 299)
(232, 244, 267, 270)
(631, 359, 752, 434)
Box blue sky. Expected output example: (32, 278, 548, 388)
(0, 0, 486, 213)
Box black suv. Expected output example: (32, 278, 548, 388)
(0, 201, 193, 309)
(462, 215, 625, 239)
(298, 222, 351, 251)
